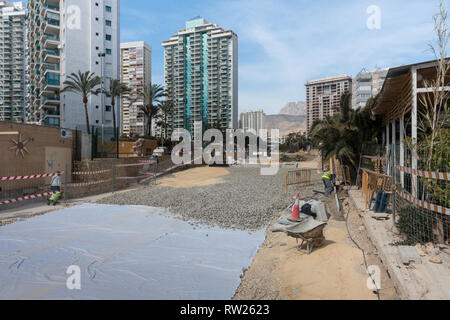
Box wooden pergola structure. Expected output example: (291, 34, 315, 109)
(373, 58, 450, 196)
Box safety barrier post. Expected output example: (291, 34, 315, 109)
(112, 162, 115, 193)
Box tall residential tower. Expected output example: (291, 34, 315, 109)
(352, 68, 388, 109)
(27, 0, 120, 131)
(120, 41, 151, 137)
(239, 109, 266, 133)
(162, 17, 238, 133)
(305, 75, 352, 133)
(0, 1, 26, 123)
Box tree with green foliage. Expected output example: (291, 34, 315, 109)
(104, 79, 129, 140)
(281, 132, 311, 153)
(310, 93, 382, 180)
(133, 84, 166, 137)
(61, 71, 102, 134)
(159, 100, 174, 140)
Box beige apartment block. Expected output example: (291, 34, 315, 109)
(120, 41, 151, 137)
(305, 75, 352, 133)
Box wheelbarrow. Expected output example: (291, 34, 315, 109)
(273, 216, 327, 255)
(287, 223, 327, 255)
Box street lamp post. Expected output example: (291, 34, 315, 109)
(98, 53, 106, 155)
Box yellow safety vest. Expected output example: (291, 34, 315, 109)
(322, 173, 332, 180)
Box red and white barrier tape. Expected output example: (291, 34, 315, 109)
(1, 172, 63, 182)
(395, 166, 449, 181)
(72, 169, 112, 175)
(115, 161, 157, 168)
(117, 175, 155, 180)
(69, 179, 112, 188)
(397, 191, 449, 216)
(0, 192, 57, 205)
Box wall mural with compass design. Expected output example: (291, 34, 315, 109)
(0, 123, 73, 181)
(8, 133, 33, 158)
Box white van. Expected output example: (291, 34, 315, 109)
(152, 147, 168, 157)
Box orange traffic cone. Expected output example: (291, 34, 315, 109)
(289, 194, 301, 222)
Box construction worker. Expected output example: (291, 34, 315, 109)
(50, 171, 62, 192)
(48, 171, 62, 206)
(322, 172, 336, 197)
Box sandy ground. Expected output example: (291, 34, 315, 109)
(234, 203, 398, 300)
(234, 156, 399, 300)
(157, 166, 230, 188)
(234, 223, 374, 299)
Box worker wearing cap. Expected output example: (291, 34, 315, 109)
(322, 172, 336, 197)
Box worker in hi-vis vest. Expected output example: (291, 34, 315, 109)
(322, 172, 336, 197)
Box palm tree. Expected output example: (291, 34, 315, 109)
(104, 79, 129, 140)
(134, 84, 165, 137)
(159, 100, 174, 140)
(61, 71, 101, 134)
(310, 93, 381, 177)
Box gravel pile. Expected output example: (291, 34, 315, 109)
(98, 166, 321, 230)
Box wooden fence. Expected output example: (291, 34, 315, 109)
(361, 168, 392, 209)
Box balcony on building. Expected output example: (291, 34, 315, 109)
(41, 32, 59, 49)
(41, 73, 60, 93)
(43, 48, 60, 64)
(42, 12, 60, 34)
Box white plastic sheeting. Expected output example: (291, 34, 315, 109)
(0, 204, 265, 300)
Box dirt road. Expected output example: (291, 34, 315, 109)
(234, 156, 399, 300)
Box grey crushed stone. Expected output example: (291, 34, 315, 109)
(98, 166, 322, 230)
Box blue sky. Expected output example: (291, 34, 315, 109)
(122, 0, 444, 115)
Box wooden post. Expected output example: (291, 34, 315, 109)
(400, 114, 405, 188)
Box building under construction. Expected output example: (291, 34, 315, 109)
(305, 75, 352, 133)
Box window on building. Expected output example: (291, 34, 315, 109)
(105, 6, 112, 12)
(106, 34, 112, 41)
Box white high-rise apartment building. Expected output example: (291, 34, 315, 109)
(305, 75, 352, 133)
(239, 109, 266, 133)
(352, 68, 388, 109)
(0, 1, 26, 123)
(163, 17, 238, 134)
(27, 0, 120, 131)
(120, 41, 151, 137)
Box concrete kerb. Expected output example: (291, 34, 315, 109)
(348, 189, 450, 300)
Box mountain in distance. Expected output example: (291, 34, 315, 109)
(279, 101, 306, 116)
(264, 101, 307, 137)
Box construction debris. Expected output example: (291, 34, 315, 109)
(429, 256, 443, 265)
(398, 246, 422, 265)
